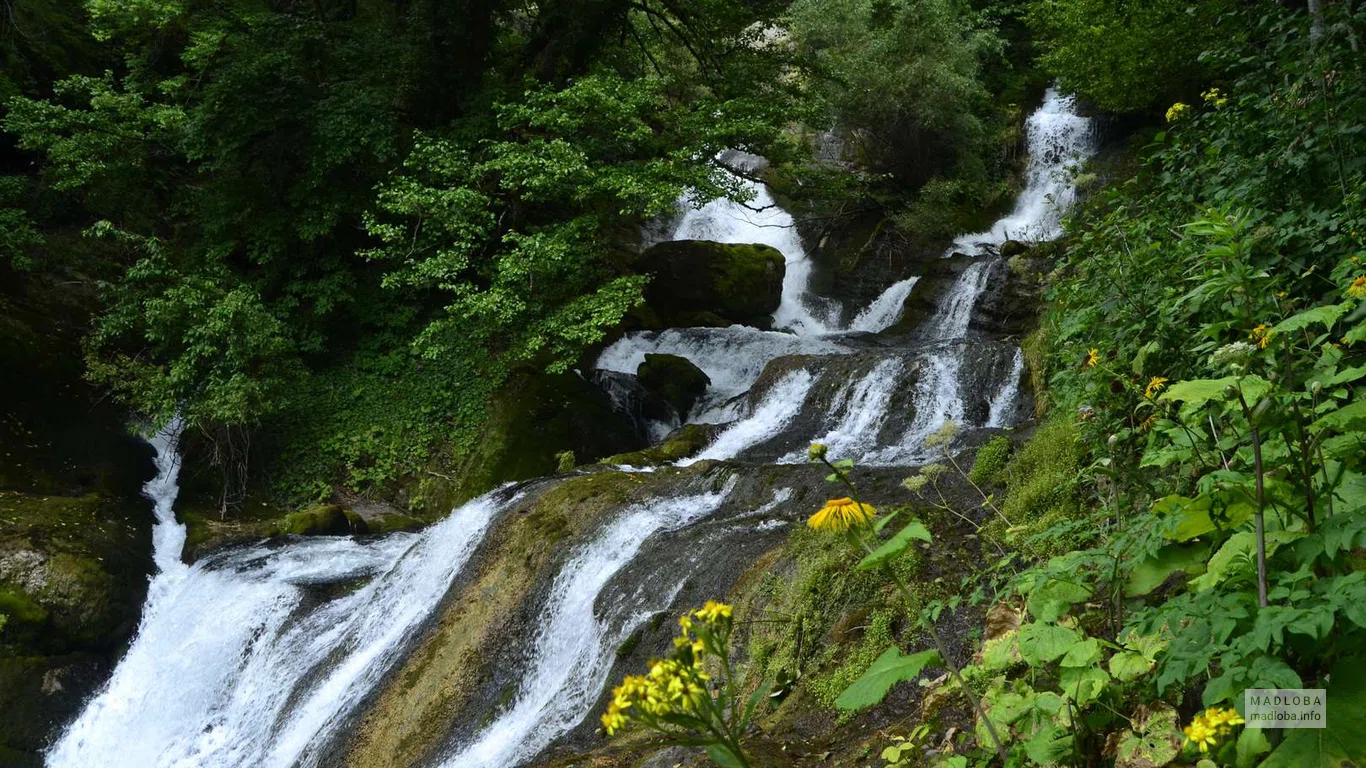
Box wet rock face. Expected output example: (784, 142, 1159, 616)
(599, 423, 721, 467)
(0, 492, 153, 756)
(637, 240, 785, 328)
(637, 353, 711, 418)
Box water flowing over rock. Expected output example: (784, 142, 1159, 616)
(950, 87, 1097, 255)
(48, 89, 1095, 768)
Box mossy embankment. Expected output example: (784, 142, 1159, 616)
(0, 260, 157, 760)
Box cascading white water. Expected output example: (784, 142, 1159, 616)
(986, 347, 1026, 428)
(849, 277, 920, 333)
(951, 88, 1097, 255)
(781, 358, 906, 463)
(927, 262, 991, 341)
(49, 475, 514, 768)
(679, 370, 815, 465)
(595, 328, 843, 423)
(440, 486, 734, 768)
(866, 351, 967, 465)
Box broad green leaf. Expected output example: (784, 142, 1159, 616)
(1235, 726, 1271, 768)
(1114, 705, 1181, 768)
(1272, 302, 1351, 334)
(704, 745, 746, 768)
(834, 647, 940, 711)
(1027, 578, 1093, 622)
(1022, 725, 1073, 764)
(1261, 657, 1366, 767)
(1310, 400, 1366, 433)
(856, 520, 932, 571)
(1109, 651, 1153, 682)
(980, 630, 1022, 672)
(1159, 375, 1271, 406)
(1060, 665, 1110, 706)
(1060, 637, 1103, 668)
(1018, 622, 1081, 665)
(1189, 531, 1305, 591)
(1125, 542, 1209, 596)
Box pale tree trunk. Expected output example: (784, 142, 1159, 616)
(1308, 0, 1325, 41)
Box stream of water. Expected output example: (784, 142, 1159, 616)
(47, 88, 1094, 768)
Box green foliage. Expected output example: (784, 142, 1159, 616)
(1, 0, 800, 500)
(992, 415, 1084, 556)
(968, 435, 1013, 486)
(942, 4, 1366, 765)
(784, 0, 1012, 215)
(1027, 0, 1247, 113)
(0, 178, 42, 270)
(834, 647, 940, 711)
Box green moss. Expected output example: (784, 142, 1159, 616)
(366, 512, 424, 534)
(968, 436, 1013, 487)
(276, 504, 367, 536)
(991, 416, 1085, 557)
(639, 240, 785, 327)
(601, 423, 715, 466)
(637, 354, 710, 416)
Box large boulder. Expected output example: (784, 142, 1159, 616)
(636, 354, 711, 419)
(638, 240, 785, 328)
(408, 368, 645, 514)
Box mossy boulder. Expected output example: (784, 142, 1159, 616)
(275, 504, 368, 536)
(407, 368, 642, 516)
(999, 239, 1030, 258)
(636, 354, 711, 418)
(0, 491, 154, 756)
(637, 240, 785, 328)
(365, 512, 424, 534)
(600, 423, 720, 467)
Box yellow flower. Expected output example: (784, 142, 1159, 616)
(1085, 348, 1101, 368)
(1144, 376, 1169, 399)
(1166, 102, 1191, 122)
(808, 497, 876, 533)
(696, 600, 733, 623)
(601, 702, 627, 734)
(1205, 706, 1245, 732)
(1250, 324, 1272, 349)
(1139, 413, 1159, 433)
(1349, 275, 1366, 299)
(808, 442, 829, 461)
(1184, 714, 1219, 753)
(1201, 87, 1228, 108)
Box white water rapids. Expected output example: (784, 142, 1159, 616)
(49, 88, 1094, 768)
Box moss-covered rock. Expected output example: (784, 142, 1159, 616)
(0, 490, 154, 756)
(365, 512, 424, 534)
(406, 369, 641, 516)
(637, 240, 785, 328)
(600, 423, 719, 467)
(636, 354, 711, 418)
(275, 504, 368, 536)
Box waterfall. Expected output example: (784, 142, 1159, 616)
(848, 277, 919, 333)
(49, 479, 515, 768)
(927, 261, 992, 341)
(950, 88, 1097, 255)
(440, 486, 733, 767)
(56, 89, 1096, 768)
(595, 328, 843, 423)
(782, 358, 905, 463)
(679, 370, 814, 465)
(986, 347, 1026, 428)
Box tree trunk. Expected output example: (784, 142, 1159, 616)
(1308, 0, 1325, 41)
